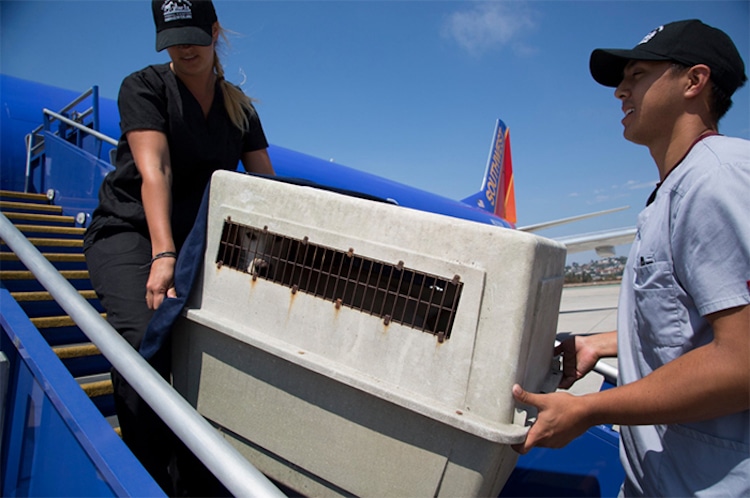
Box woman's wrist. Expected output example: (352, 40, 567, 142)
(151, 251, 178, 264)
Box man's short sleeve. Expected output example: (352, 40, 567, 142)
(672, 160, 750, 316)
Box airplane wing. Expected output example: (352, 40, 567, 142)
(555, 227, 637, 256)
(517, 206, 630, 233)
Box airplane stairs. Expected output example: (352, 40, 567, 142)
(0, 189, 116, 425)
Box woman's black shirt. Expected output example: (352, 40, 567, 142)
(85, 63, 268, 250)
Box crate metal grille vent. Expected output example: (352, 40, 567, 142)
(216, 219, 463, 339)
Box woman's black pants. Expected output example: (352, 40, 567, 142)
(84, 230, 177, 494)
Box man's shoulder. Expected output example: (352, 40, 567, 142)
(671, 135, 750, 202)
(699, 135, 750, 164)
(676, 135, 750, 180)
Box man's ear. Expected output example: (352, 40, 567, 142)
(685, 64, 712, 99)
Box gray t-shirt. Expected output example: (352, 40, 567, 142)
(617, 135, 750, 497)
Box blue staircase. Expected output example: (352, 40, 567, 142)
(0, 189, 115, 417)
(0, 86, 164, 496)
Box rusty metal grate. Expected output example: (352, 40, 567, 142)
(216, 219, 463, 340)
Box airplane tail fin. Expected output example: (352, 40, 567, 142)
(461, 119, 517, 227)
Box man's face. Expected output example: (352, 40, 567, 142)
(615, 60, 684, 146)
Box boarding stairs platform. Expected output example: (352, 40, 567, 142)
(0, 189, 115, 421)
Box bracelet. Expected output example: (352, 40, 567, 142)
(151, 251, 178, 264)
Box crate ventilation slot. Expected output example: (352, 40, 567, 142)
(216, 220, 463, 339)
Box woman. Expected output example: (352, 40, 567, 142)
(83, 1, 274, 493)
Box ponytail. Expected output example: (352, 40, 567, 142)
(214, 25, 255, 133)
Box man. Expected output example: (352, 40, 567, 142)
(512, 20, 749, 496)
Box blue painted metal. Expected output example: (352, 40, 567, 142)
(265, 144, 514, 228)
(1, 74, 511, 229)
(502, 424, 623, 497)
(0, 75, 118, 192)
(0, 289, 165, 497)
(42, 132, 114, 220)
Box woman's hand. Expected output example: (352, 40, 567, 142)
(145, 257, 177, 309)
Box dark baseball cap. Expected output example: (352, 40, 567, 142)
(152, 0, 218, 52)
(590, 19, 747, 95)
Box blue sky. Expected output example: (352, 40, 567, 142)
(2, 1, 748, 264)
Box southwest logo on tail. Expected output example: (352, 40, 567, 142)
(462, 119, 517, 227)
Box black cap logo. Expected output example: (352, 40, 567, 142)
(161, 0, 194, 24)
(637, 25, 663, 46)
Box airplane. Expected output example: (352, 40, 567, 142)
(0, 73, 634, 255)
(0, 73, 627, 497)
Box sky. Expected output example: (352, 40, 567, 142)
(2, 0, 748, 264)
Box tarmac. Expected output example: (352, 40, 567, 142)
(555, 283, 621, 396)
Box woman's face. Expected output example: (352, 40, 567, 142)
(166, 23, 219, 79)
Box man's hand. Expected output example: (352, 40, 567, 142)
(511, 384, 591, 454)
(556, 332, 618, 389)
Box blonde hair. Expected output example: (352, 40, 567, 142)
(213, 25, 255, 133)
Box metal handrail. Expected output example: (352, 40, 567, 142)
(24, 85, 115, 193)
(593, 359, 618, 386)
(23, 133, 34, 193)
(42, 108, 118, 147)
(57, 86, 96, 116)
(0, 213, 285, 498)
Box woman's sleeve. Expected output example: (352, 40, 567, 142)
(241, 103, 269, 152)
(118, 68, 169, 135)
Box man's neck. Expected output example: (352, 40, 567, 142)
(650, 120, 717, 180)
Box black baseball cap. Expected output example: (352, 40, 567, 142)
(152, 0, 218, 52)
(590, 19, 747, 95)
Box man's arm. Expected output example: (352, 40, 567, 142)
(513, 304, 749, 453)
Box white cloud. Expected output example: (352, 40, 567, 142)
(624, 180, 656, 190)
(442, 2, 536, 56)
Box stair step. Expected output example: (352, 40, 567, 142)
(0, 200, 62, 214)
(0, 190, 50, 203)
(2, 212, 76, 225)
(31, 313, 106, 328)
(53, 343, 101, 359)
(11, 290, 97, 301)
(56, 345, 111, 378)
(81, 379, 114, 398)
(0, 269, 90, 280)
(0, 270, 92, 294)
(1, 237, 83, 248)
(14, 224, 86, 236)
(0, 252, 85, 262)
